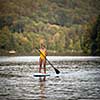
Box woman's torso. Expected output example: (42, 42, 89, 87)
(40, 48, 46, 60)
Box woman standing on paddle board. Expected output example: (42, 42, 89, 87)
(39, 43, 47, 74)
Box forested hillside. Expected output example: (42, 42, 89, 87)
(0, 0, 100, 56)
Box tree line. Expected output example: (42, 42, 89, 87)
(0, 0, 100, 56)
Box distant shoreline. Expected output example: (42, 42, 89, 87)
(0, 50, 88, 56)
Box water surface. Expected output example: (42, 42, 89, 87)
(0, 56, 100, 100)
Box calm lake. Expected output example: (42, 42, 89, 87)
(0, 56, 100, 100)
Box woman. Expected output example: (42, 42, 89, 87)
(39, 44, 47, 74)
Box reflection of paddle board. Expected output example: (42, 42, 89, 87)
(33, 73, 50, 77)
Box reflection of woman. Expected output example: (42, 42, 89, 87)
(39, 44, 47, 73)
(39, 77, 46, 100)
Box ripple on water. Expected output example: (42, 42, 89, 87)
(0, 60, 100, 100)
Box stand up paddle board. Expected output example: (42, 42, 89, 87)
(33, 73, 50, 77)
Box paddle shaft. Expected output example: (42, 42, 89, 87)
(36, 48, 60, 74)
(39, 49, 54, 67)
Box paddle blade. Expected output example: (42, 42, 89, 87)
(54, 67, 60, 74)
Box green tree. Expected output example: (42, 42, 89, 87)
(0, 26, 11, 50)
(90, 15, 100, 55)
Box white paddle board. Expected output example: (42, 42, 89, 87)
(33, 73, 50, 77)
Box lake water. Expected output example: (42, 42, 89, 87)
(0, 56, 100, 100)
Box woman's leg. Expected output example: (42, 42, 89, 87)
(39, 58, 42, 73)
(43, 59, 46, 73)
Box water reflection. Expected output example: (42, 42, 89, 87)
(39, 77, 46, 100)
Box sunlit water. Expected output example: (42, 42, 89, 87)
(0, 56, 100, 100)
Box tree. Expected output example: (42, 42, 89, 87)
(90, 15, 100, 55)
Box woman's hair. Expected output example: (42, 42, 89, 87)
(40, 43, 45, 48)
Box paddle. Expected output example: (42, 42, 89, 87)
(35, 48, 60, 74)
